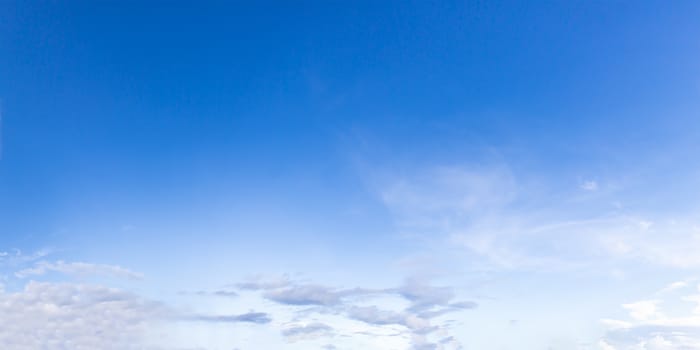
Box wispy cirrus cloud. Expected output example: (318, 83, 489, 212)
(0, 248, 52, 266)
(377, 163, 700, 271)
(15, 260, 144, 280)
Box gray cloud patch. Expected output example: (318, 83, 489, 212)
(347, 305, 409, 326)
(210, 290, 239, 297)
(236, 276, 475, 349)
(235, 276, 292, 291)
(264, 284, 342, 306)
(186, 289, 239, 298)
(189, 312, 272, 324)
(417, 301, 478, 319)
(282, 322, 333, 339)
(394, 278, 455, 312)
(238, 276, 384, 307)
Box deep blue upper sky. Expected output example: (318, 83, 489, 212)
(1, 0, 699, 251)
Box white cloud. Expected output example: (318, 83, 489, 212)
(0, 281, 165, 350)
(622, 300, 661, 321)
(282, 322, 333, 341)
(0, 277, 282, 350)
(236, 275, 292, 291)
(187, 311, 271, 324)
(598, 220, 700, 268)
(581, 180, 599, 191)
(0, 248, 52, 265)
(601, 281, 700, 349)
(380, 165, 517, 231)
(235, 275, 473, 350)
(264, 284, 343, 306)
(599, 340, 617, 350)
(15, 260, 144, 280)
(377, 163, 700, 270)
(656, 280, 691, 295)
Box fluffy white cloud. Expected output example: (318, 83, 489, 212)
(0, 257, 278, 350)
(601, 282, 700, 349)
(0, 281, 165, 350)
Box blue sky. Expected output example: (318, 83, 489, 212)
(1, 1, 700, 349)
